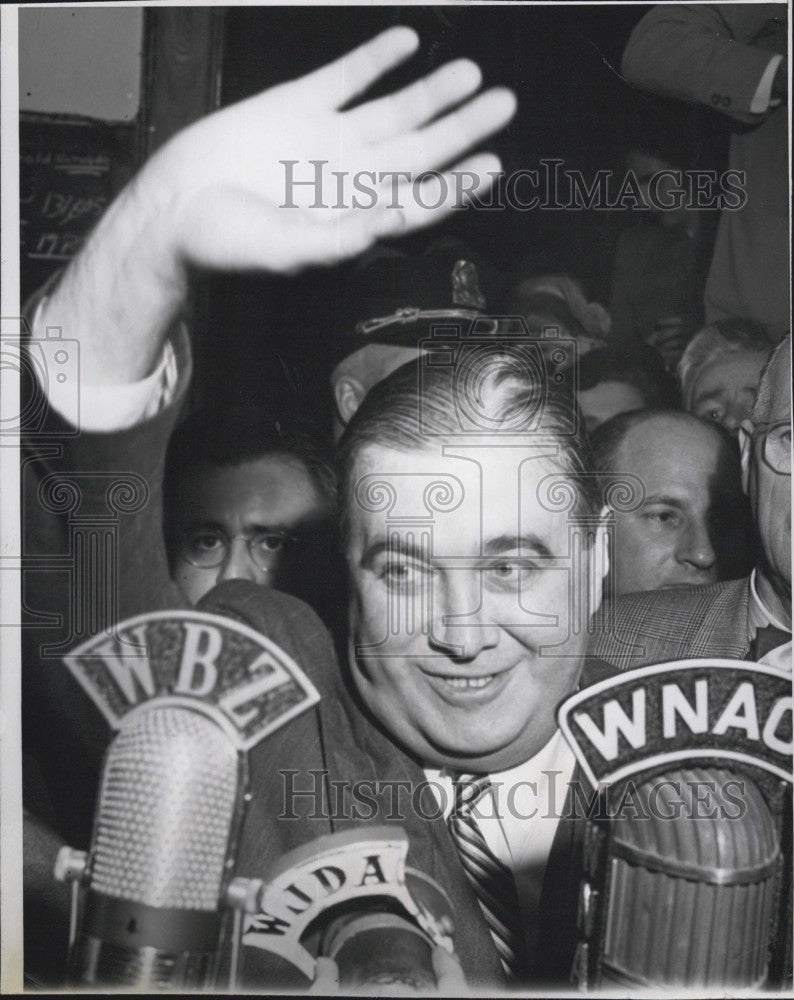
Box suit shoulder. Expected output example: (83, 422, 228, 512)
(589, 579, 749, 668)
(595, 579, 745, 626)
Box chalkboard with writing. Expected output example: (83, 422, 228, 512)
(20, 115, 138, 303)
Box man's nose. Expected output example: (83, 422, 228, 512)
(429, 573, 500, 659)
(216, 537, 267, 585)
(675, 519, 716, 571)
(720, 400, 749, 437)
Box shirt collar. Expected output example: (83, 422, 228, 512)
(748, 568, 790, 639)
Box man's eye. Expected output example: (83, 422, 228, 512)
(189, 531, 224, 553)
(484, 559, 536, 591)
(646, 510, 679, 526)
(381, 562, 423, 589)
(252, 533, 287, 554)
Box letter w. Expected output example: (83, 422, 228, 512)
(574, 690, 646, 761)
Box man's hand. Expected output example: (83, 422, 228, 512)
(312, 945, 468, 995)
(152, 26, 515, 272)
(37, 27, 516, 386)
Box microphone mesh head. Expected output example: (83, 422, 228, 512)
(604, 767, 780, 987)
(89, 705, 239, 910)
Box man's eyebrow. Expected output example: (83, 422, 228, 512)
(642, 495, 686, 509)
(693, 390, 722, 406)
(361, 536, 430, 566)
(361, 534, 556, 566)
(246, 522, 294, 534)
(182, 519, 225, 533)
(483, 534, 555, 559)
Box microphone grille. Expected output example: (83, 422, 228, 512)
(89, 705, 239, 910)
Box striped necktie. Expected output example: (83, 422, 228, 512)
(447, 773, 526, 980)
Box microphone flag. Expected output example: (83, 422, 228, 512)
(558, 658, 792, 990)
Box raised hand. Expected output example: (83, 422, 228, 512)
(38, 28, 516, 385)
(147, 26, 516, 272)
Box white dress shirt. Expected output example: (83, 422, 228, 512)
(32, 296, 178, 431)
(425, 727, 577, 960)
(748, 569, 792, 673)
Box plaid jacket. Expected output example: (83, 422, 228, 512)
(588, 577, 751, 670)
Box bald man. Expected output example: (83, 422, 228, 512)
(591, 410, 754, 596)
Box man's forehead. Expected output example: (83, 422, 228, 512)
(349, 440, 575, 544)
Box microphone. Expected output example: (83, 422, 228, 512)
(558, 658, 793, 991)
(242, 827, 457, 989)
(61, 703, 244, 987)
(54, 591, 322, 989)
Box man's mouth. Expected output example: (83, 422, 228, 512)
(439, 674, 496, 690)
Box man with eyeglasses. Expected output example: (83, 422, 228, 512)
(162, 404, 338, 621)
(590, 335, 791, 671)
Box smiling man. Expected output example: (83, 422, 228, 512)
(333, 346, 612, 976)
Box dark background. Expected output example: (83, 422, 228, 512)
(20, 6, 730, 425)
(200, 5, 727, 425)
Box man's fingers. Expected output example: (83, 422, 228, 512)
(346, 59, 483, 142)
(380, 87, 517, 176)
(431, 946, 467, 994)
(397, 152, 503, 232)
(297, 26, 420, 110)
(313, 956, 340, 993)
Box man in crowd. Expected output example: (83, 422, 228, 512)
(576, 345, 679, 433)
(622, 4, 789, 338)
(163, 402, 339, 621)
(327, 244, 496, 439)
(21, 28, 518, 987)
(590, 337, 790, 670)
(590, 409, 754, 596)
(677, 317, 777, 436)
(608, 133, 714, 367)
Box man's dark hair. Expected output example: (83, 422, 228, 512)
(578, 347, 680, 409)
(163, 402, 336, 554)
(337, 348, 601, 539)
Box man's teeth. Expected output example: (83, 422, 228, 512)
(442, 675, 495, 689)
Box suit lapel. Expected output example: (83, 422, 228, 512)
(321, 678, 507, 986)
(689, 577, 751, 659)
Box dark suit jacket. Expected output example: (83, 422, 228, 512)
(588, 577, 751, 669)
(22, 336, 611, 989)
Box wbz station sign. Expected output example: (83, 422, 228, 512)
(61, 609, 320, 749)
(559, 659, 793, 789)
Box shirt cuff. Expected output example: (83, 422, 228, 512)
(750, 54, 784, 114)
(31, 296, 181, 432)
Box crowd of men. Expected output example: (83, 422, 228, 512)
(20, 6, 790, 992)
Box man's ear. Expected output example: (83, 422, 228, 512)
(738, 419, 753, 494)
(333, 375, 366, 426)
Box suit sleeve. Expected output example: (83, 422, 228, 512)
(21, 317, 193, 847)
(622, 4, 781, 124)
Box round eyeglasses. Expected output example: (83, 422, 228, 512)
(752, 420, 791, 476)
(178, 527, 299, 571)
